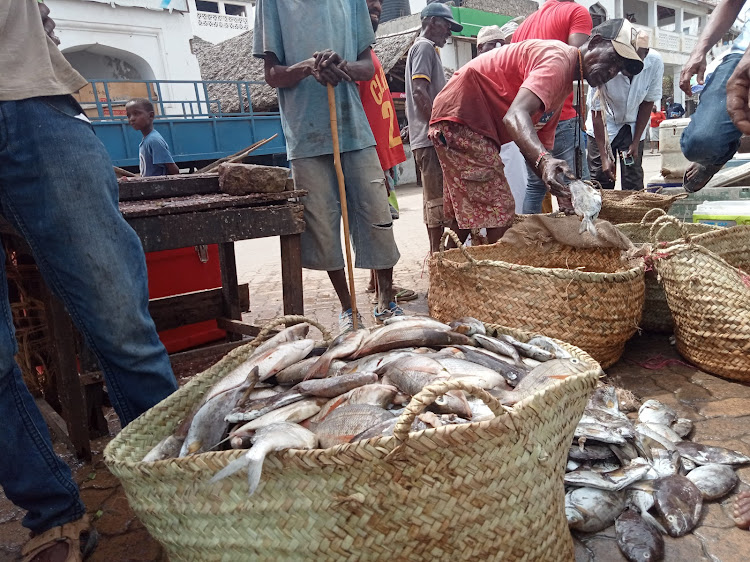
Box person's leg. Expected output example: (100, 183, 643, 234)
(586, 133, 616, 189)
(682, 53, 744, 190)
(414, 147, 445, 253)
(0, 96, 177, 428)
(621, 139, 645, 191)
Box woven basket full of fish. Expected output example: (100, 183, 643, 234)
(428, 230, 645, 369)
(648, 217, 750, 381)
(597, 189, 687, 224)
(104, 317, 601, 562)
(616, 209, 721, 332)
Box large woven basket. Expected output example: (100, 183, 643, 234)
(616, 209, 721, 332)
(650, 217, 750, 381)
(104, 317, 600, 562)
(428, 231, 645, 368)
(598, 189, 687, 224)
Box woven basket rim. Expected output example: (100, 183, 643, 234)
(104, 323, 601, 472)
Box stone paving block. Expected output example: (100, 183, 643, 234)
(699, 398, 750, 419)
(662, 533, 711, 561)
(691, 373, 750, 400)
(692, 417, 750, 443)
(675, 383, 713, 404)
(700, 500, 738, 530)
(693, 525, 750, 562)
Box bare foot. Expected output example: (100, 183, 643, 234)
(734, 490, 750, 530)
(684, 162, 701, 182)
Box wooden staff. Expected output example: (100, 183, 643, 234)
(327, 83, 358, 329)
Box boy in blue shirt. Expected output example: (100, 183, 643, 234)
(125, 98, 180, 176)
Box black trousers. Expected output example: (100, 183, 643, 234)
(586, 133, 645, 191)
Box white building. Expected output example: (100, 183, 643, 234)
(48, 0, 202, 115)
(187, 0, 255, 43)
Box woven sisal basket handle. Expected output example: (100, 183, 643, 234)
(649, 214, 690, 244)
(639, 208, 667, 225)
(437, 229, 478, 264)
(385, 379, 508, 461)
(252, 315, 333, 348)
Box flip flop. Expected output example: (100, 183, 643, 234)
(683, 163, 722, 193)
(370, 286, 418, 304)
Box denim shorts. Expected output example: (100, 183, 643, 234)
(290, 147, 400, 271)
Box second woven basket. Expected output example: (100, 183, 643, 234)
(428, 230, 645, 368)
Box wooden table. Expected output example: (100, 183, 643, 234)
(8, 173, 307, 460)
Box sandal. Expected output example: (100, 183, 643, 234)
(22, 515, 98, 562)
(683, 163, 722, 193)
(370, 286, 418, 304)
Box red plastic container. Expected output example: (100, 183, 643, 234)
(145, 245, 226, 353)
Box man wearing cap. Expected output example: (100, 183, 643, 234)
(476, 20, 521, 54)
(586, 35, 663, 190)
(429, 19, 644, 244)
(512, 0, 593, 213)
(404, 3, 462, 253)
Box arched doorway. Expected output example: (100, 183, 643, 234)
(62, 44, 155, 81)
(589, 3, 607, 28)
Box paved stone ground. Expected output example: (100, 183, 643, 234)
(2, 154, 749, 560)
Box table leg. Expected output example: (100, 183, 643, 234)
(280, 234, 304, 315)
(218, 242, 243, 342)
(43, 292, 91, 461)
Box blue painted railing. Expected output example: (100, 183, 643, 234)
(81, 79, 286, 167)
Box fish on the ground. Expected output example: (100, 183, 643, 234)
(685, 463, 739, 500)
(566, 487, 626, 533)
(638, 400, 678, 427)
(449, 317, 486, 336)
(648, 448, 681, 478)
(569, 179, 601, 236)
(671, 418, 693, 439)
(230, 398, 327, 437)
(315, 404, 395, 448)
(294, 372, 378, 398)
(382, 316, 451, 330)
(636, 422, 682, 445)
(209, 422, 317, 495)
(564, 458, 651, 491)
(675, 441, 750, 465)
(653, 474, 703, 537)
(627, 489, 667, 535)
(568, 443, 617, 461)
(615, 508, 664, 562)
(575, 422, 628, 445)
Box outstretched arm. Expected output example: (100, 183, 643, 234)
(727, 48, 750, 133)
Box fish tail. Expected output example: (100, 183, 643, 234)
(579, 218, 588, 235)
(586, 219, 598, 237)
(246, 447, 268, 495)
(209, 452, 252, 484)
(304, 357, 328, 381)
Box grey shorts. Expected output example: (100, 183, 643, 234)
(649, 127, 660, 142)
(413, 146, 446, 227)
(290, 147, 400, 271)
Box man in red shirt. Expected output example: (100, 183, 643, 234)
(357, 0, 416, 303)
(512, 0, 592, 213)
(430, 19, 643, 243)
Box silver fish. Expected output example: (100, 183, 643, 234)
(225, 391, 305, 423)
(143, 410, 195, 462)
(636, 422, 682, 444)
(648, 448, 681, 478)
(568, 443, 617, 461)
(274, 357, 319, 385)
(315, 404, 395, 448)
(653, 474, 703, 537)
(473, 334, 524, 364)
(466, 397, 497, 423)
(638, 400, 678, 427)
(671, 418, 693, 439)
(615, 508, 664, 562)
(347, 383, 398, 407)
(252, 323, 310, 357)
(500, 358, 590, 405)
(294, 372, 378, 398)
(587, 385, 620, 414)
(251, 339, 316, 382)
(583, 408, 635, 437)
(308, 394, 349, 425)
(180, 385, 246, 456)
(434, 357, 512, 390)
(527, 336, 572, 359)
(353, 326, 470, 358)
(686, 463, 739, 500)
(454, 346, 528, 386)
(449, 317, 486, 336)
(627, 489, 667, 535)
(306, 331, 366, 380)
(675, 441, 750, 466)
(210, 422, 317, 495)
(564, 458, 651, 491)
(569, 179, 601, 236)
(230, 398, 327, 437)
(575, 422, 628, 445)
(382, 315, 451, 330)
(566, 487, 626, 532)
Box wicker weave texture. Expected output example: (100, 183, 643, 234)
(104, 323, 599, 561)
(428, 238, 644, 368)
(597, 190, 685, 224)
(655, 242, 750, 381)
(617, 212, 720, 332)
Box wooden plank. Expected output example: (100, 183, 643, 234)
(44, 292, 91, 461)
(705, 161, 750, 189)
(118, 173, 220, 201)
(280, 234, 304, 315)
(168, 338, 252, 364)
(148, 284, 249, 332)
(219, 242, 243, 342)
(216, 318, 264, 337)
(119, 190, 307, 219)
(126, 203, 306, 252)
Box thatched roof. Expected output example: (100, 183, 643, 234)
(192, 29, 419, 113)
(192, 32, 278, 113)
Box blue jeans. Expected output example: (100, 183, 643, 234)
(0, 96, 178, 533)
(681, 53, 743, 167)
(523, 117, 590, 214)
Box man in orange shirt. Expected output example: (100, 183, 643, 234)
(649, 104, 666, 153)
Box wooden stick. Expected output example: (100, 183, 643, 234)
(113, 166, 136, 177)
(196, 134, 279, 174)
(327, 84, 358, 330)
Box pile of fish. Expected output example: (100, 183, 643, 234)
(565, 387, 750, 561)
(143, 316, 591, 495)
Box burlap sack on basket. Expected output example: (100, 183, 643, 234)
(617, 209, 721, 332)
(648, 216, 750, 381)
(598, 189, 687, 225)
(103, 316, 601, 562)
(429, 223, 645, 368)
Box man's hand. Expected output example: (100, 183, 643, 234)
(680, 50, 706, 97)
(313, 50, 352, 86)
(38, 2, 60, 45)
(727, 51, 750, 134)
(539, 156, 574, 199)
(601, 153, 617, 182)
(400, 126, 409, 144)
